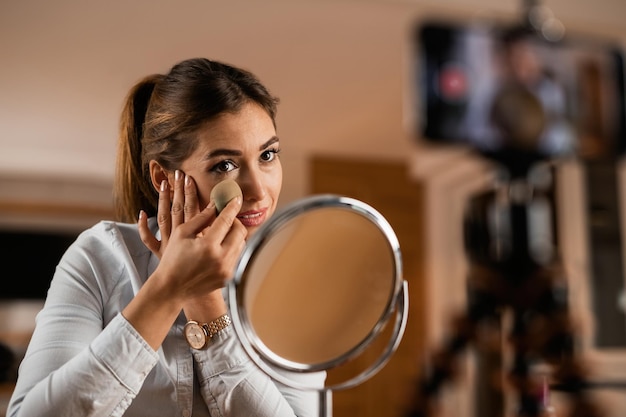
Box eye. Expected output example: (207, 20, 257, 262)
(260, 148, 280, 163)
(210, 160, 237, 174)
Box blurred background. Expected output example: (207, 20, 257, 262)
(2, 0, 626, 416)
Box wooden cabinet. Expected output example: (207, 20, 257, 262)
(310, 155, 426, 417)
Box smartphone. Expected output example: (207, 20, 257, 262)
(413, 19, 626, 161)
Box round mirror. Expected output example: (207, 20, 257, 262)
(228, 194, 408, 393)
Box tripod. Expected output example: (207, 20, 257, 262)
(405, 157, 603, 417)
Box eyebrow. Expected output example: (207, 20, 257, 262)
(203, 136, 280, 160)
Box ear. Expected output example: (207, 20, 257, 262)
(149, 160, 171, 193)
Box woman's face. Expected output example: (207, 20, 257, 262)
(179, 102, 283, 236)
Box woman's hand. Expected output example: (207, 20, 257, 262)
(152, 198, 246, 297)
(137, 170, 247, 299)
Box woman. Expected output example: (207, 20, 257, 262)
(8, 58, 323, 416)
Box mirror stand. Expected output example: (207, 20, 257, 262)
(320, 390, 332, 417)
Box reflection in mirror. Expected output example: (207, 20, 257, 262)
(229, 194, 408, 406)
(244, 206, 395, 367)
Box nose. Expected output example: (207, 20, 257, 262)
(238, 166, 266, 203)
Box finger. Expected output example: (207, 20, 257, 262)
(183, 174, 201, 223)
(171, 170, 185, 229)
(157, 180, 172, 246)
(138, 210, 162, 255)
(206, 196, 242, 240)
(178, 201, 218, 237)
(221, 220, 247, 284)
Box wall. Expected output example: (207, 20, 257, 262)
(2, 0, 626, 207)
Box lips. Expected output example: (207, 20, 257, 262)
(237, 208, 267, 228)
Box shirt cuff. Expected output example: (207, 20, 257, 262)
(90, 313, 160, 393)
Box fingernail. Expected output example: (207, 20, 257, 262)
(138, 210, 144, 221)
(175, 170, 181, 181)
(160, 180, 167, 192)
(184, 174, 190, 187)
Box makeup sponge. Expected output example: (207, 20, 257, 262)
(210, 179, 242, 213)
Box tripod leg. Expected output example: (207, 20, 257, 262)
(506, 266, 605, 417)
(508, 307, 544, 417)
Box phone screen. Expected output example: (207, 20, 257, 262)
(414, 20, 626, 161)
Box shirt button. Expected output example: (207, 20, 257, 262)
(182, 410, 191, 417)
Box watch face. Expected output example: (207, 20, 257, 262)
(184, 321, 207, 349)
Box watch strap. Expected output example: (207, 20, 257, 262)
(203, 314, 231, 338)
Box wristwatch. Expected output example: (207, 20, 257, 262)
(183, 314, 231, 349)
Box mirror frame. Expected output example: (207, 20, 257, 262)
(227, 194, 408, 392)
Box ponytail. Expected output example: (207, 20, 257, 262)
(114, 74, 163, 223)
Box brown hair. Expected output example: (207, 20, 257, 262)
(114, 58, 279, 222)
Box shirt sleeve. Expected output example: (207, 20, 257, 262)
(192, 326, 326, 417)
(7, 226, 159, 417)
(8, 313, 158, 417)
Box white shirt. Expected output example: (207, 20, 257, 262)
(7, 220, 324, 417)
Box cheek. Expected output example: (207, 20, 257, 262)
(274, 172, 283, 197)
(269, 165, 283, 202)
